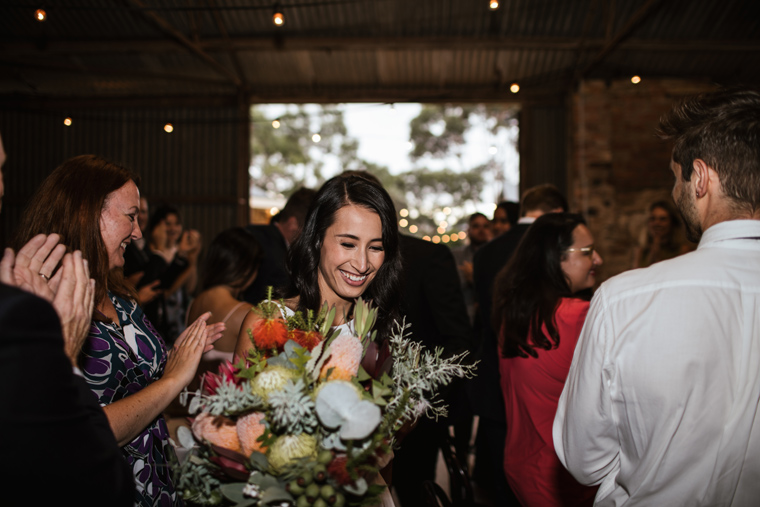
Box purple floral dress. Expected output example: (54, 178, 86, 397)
(81, 292, 181, 507)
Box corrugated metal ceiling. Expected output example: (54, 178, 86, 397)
(0, 0, 758, 103)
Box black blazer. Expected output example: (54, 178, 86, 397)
(470, 223, 531, 421)
(242, 223, 289, 305)
(0, 283, 134, 505)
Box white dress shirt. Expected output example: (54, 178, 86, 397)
(553, 220, 760, 506)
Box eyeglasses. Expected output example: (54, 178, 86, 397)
(566, 246, 595, 256)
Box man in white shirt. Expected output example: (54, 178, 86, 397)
(553, 87, 760, 506)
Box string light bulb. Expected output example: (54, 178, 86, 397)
(273, 4, 284, 26)
(35, 8, 46, 21)
(272, 118, 281, 129)
(631, 75, 642, 84)
(510, 83, 520, 93)
(63, 117, 72, 126)
(312, 133, 321, 143)
(489, 1, 499, 10)
(164, 123, 174, 133)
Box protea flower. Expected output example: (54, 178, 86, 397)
(250, 365, 297, 399)
(237, 411, 268, 457)
(320, 333, 363, 381)
(201, 359, 241, 396)
(192, 413, 243, 454)
(327, 455, 355, 486)
(268, 434, 318, 473)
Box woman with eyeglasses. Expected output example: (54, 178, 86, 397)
(492, 212, 602, 507)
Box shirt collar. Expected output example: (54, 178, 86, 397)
(518, 216, 537, 225)
(698, 220, 760, 248)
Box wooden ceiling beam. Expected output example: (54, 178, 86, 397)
(5, 37, 760, 55)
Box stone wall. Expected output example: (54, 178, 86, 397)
(568, 78, 716, 282)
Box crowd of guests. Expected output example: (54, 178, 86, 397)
(1, 86, 760, 507)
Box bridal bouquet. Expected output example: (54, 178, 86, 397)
(175, 296, 476, 507)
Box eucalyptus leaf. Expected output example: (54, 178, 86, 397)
(221, 483, 250, 503)
(249, 452, 269, 471)
(177, 425, 196, 449)
(260, 486, 294, 505)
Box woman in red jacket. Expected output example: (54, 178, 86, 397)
(493, 213, 602, 507)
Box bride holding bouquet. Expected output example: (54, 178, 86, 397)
(235, 172, 402, 359)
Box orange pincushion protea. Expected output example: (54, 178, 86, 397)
(251, 317, 289, 350)
(192, 413, 243, 454)
(237, 412, 268, 457)
(289, 328, 325, 351)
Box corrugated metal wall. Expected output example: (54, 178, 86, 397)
(0, 104, 248, 251)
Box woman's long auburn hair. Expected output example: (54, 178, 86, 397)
(282, 174, 403, 338)
(14, 154, 139, 313)
(493, 213, 588, 358)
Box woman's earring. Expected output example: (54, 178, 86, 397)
(696, 191, 700, 198)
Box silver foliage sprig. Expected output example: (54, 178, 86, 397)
(268, 377, 318, 434)
(200, 378, 263, 416)
(386, 318, 478, 421)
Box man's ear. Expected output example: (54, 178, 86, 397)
(691, 159, 712, 198)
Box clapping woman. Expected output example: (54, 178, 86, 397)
(14, 155, 224, 506)
(492, 213, 601, 507)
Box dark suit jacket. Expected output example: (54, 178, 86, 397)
(399, 234, 471, 357)
(470, 223, 531, 421)
(242, 223, 289, 305)
(0, 283, 134, 505)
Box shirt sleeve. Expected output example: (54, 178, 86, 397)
(553, 286, 620, 486)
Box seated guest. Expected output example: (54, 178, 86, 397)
(632, 200, 691, 267)
(0, 134, 133, 505)
(493, 213, 601, 507)
(187, 227, 263, 364)
(13, 154, 224, 506)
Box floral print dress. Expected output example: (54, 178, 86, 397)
(80, 292, 181, 507)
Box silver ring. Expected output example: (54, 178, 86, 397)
(39, 273, 49, 281)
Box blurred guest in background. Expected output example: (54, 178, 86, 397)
(632, 200, 691, 268)
(242, 187, 317, 305)
(142, 205, 201, 343)
(453, 212, 492, 325)
(492, 200, 520, 237)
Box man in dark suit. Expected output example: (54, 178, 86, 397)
(243, 187, 316, 304)
(393, 233, 472, 506)
(470, 184, 568, 503)
(0, 133, 134, 505)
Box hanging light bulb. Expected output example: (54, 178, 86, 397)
(312, 133, 321, 143)
(164, 123, 174, 133)
(631, 75, 642, 84)
(489, 1, 499, 10)
(510, 83, 520, 93)
(272, 118, 281, 129)
(63, 117, 72, 126)
(35, 8, 46, 21)
(273, 4, 284, 26)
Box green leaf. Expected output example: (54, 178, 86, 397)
(260, 486, 294, 505)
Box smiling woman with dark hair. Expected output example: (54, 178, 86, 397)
(492, 212, 602, 507)
(235, 173, 403, 359)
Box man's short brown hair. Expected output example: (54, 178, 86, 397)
(658, 86, 760, 213)
(520, 184, 568, 215)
